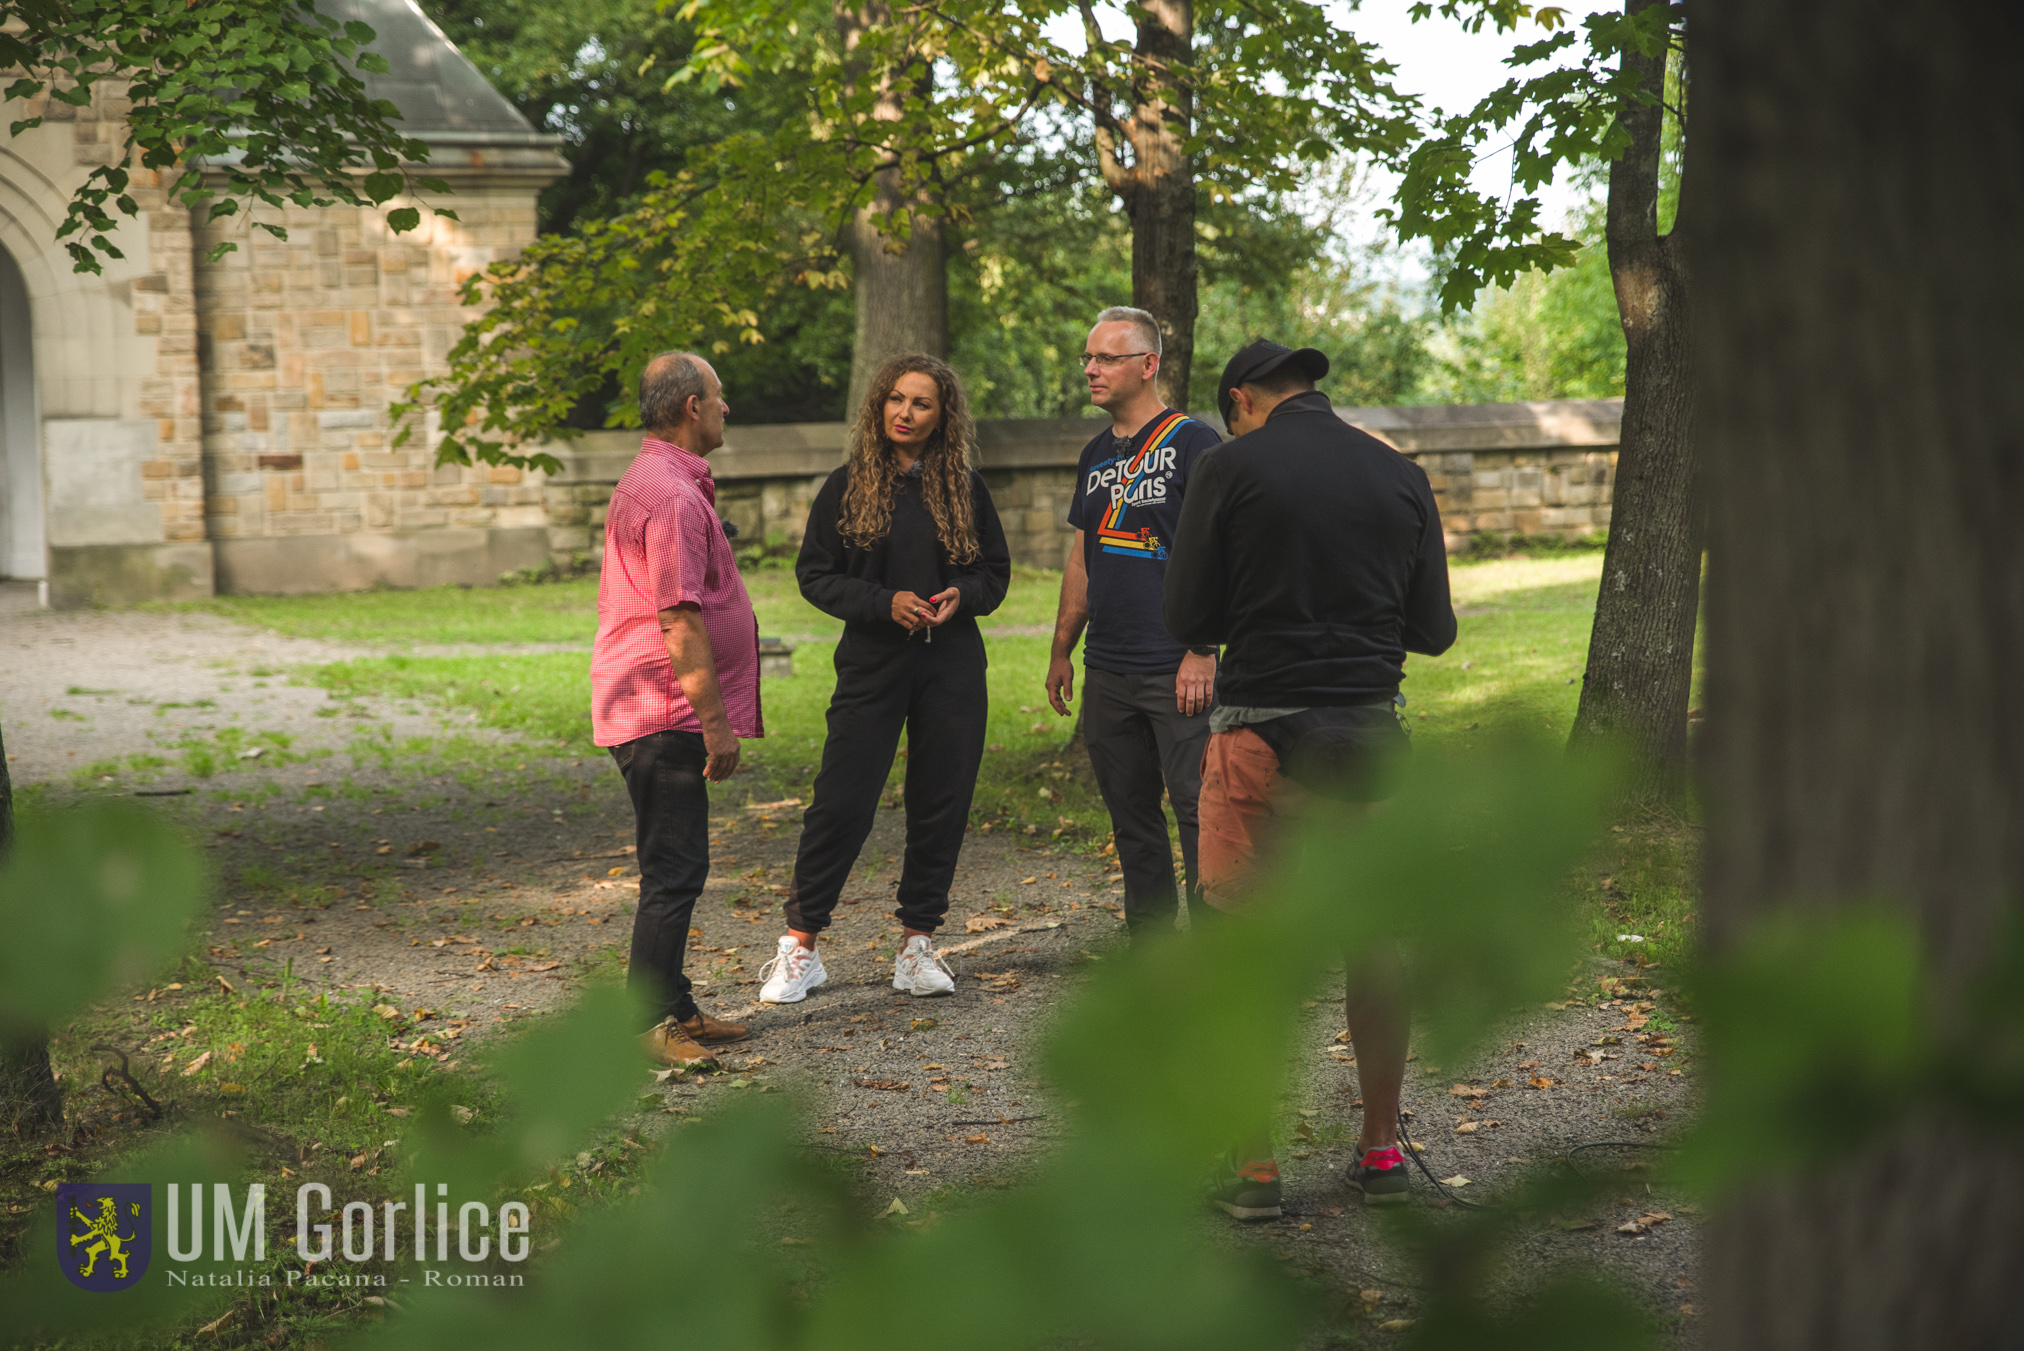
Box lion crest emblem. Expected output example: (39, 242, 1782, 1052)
(56, 1184, 151, 1291)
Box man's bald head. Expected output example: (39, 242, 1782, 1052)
(639, 351, 728, 454)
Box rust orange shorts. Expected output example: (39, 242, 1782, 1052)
(1199, 727, 1377, 910)
(1198, 728, 1301, 909)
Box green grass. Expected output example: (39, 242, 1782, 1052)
(240, 554, 1694, 944)
(173, 563, 1067, 648)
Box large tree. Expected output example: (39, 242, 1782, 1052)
(1395, 2, 1696, 806)
(951, 0, 1417, 409)
(1694, 0, 2024, 1341)
(834, 0, 951, 412)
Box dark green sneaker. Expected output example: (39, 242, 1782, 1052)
(1349, 1142, 1410, 1205)
(1209, 1155, 1283, 1221)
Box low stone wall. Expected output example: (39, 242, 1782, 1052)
(543, 399, 1622, 570)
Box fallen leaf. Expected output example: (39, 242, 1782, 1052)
(452, 1105, 475, 1123)
(181, 1050, 212, 1076)
(1377, 1320, 1416, 1333)
(1617, 1211, 1672, 1236)
(407, 840, 440, 856)
(1359, 1288, 1383, 1304)
(965, 1133, 991, 1144)
(1019, 876, 1037, 885)
(965, 915, 1017, 932)
(1454, 1121, 1480, 1134)
(881, 1198, 909, 1217)
(1439, 1174, 1470, 1187)
(1529, 1076, 1557, 1089)
(525, 961, 562, 973)
(854, 1079, 911, 1092)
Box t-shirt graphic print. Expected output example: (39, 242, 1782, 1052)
(1067, 407, 1221, 674)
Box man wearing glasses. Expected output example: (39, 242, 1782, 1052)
(1045, 306, 1222, 939)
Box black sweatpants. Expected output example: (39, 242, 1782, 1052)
(1082, 666, 1210, 935)
(785, 630, 988, 936)
(611, 729, 710, 1028)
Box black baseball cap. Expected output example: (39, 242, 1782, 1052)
(1216, 340, 1330, 432)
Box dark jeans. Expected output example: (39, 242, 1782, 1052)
(611, 729, 710, 1027)
(785, 632, 988, 936)
(1082, 666, 1210, 935)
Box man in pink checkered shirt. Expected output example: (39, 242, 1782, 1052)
(592, 352, 762, 1069)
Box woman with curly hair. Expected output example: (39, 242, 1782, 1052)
(759, 354, 1011, 1002)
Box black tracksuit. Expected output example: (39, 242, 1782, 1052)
(1163, 391, 1457, 705)
(785, 464, 1011, 935)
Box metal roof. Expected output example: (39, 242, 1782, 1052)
(321, 0, 561, 149)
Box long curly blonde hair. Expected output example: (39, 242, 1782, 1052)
(838, 354, 982, 564)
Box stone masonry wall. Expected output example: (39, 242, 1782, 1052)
(541, 402, 1620, 574)
(193, 190, 553, 590)
(48, 80, 208, 547)
(1415, 449, 1615, 539)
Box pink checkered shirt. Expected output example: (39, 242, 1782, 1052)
(591, 437, 763, 746)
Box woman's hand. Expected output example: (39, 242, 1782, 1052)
(925, 587, 961, 626)
(890, 590, 936, 631)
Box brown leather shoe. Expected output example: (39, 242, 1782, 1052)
(640, 1019, 719, 1069)
(678, 1011, 750, 1044)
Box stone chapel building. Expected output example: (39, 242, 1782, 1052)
(0, 0, 567, 607)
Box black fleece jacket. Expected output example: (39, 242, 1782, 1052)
(1162, 391, 1456, 707)
(796, 464, 1011, 653)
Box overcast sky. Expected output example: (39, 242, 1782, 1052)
(1343, 0, 1605, 229)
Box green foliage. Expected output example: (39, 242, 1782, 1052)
(1681, 909, 1931, 1192)
(405, 0, 1435, 465)
(359, 744, 1618, 1351)
(1422, 200, 1626, 401)
(0, 803, 206, 1034)
(1389, 2, 1682, 313)
(1, 0, 453, 274)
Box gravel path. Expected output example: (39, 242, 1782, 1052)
(1, 585, 1699, 1344)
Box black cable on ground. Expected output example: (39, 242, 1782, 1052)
(1394, 1111, 1680, 1211)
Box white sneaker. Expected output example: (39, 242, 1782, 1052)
(757, 936, 826, 1004)
(892, 935, 955, 997)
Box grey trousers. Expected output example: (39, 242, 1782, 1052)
(1081, 666, 1211, 935)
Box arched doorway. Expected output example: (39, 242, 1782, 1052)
(0, 241, 41, 581)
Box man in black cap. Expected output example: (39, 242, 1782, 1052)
(1166, 339, 1456, 1219)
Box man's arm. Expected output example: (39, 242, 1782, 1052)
(659, 604, 740, 781)
(1046, 530, 1091, 716)
(1401, 473, 1458, 657)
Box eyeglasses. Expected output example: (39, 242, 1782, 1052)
(1081, 351, 1152, 369)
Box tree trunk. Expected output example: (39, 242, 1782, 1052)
(836, 0, 949, 415)
(844, 185, 947, 415)
(1567, 0, 1699, 807)
(1090, 0, 1197, 409)
(1693, 1, 2024, 1344)
(0, 717, 62, 1138)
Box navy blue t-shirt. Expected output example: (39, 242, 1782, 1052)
(1066, 408, 1222, 674)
